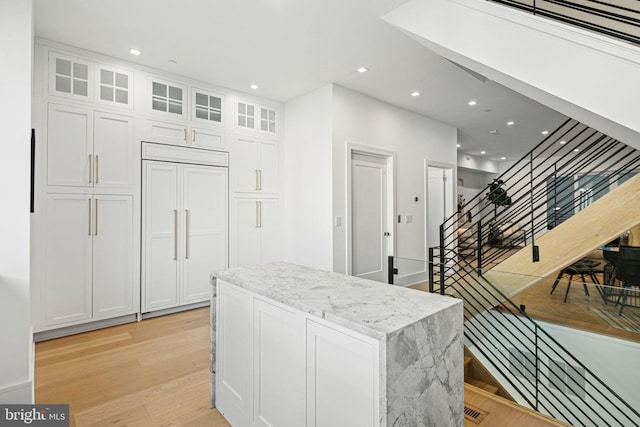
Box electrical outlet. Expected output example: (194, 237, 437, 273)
(406, 215, 413, 223)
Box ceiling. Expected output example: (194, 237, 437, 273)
(33, 0, 567, 163)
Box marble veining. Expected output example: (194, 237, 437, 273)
(211, 262, 463, 426)
(214, 262, 460, 340)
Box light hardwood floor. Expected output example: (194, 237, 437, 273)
(35, 308, 230, 427)
(35, 307, 568, 426)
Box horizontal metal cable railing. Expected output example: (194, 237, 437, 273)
(447, 118, 640, 275)
(429, 248, 640, 426)
(487, 0, 640, 45)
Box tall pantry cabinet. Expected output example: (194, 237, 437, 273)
(33, 40, 283, 336)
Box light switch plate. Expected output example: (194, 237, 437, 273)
(334, 216, 342, 227)
(406, 215, 413, 223)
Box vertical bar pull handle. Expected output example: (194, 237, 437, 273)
(88, 198, 92, 235)
(183, 128, 187, 142)
(94, 198, 98, 235)
(95, 155, 99, 184)
(258, 201, 262, 228)
(255, 201, 259, 228)
(258, 170, 262, 191)
(185, 209, 189, 259)
(173, 209, 178, 260)
(255, 170, 259, 191)
(192, 129, 196, 143)
(88, 154, 92, 184)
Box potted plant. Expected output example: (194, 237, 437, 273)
(486, 179, 512, 245)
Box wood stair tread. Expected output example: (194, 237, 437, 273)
(466, 378, 499, 394)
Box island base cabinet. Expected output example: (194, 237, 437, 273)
(306, 320, 378, 427)
(216, 281, 379, 427)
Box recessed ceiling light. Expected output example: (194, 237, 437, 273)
(357, 67, 368, 73)
(481, 151, 486, 155)
(501, 156, 506, 160)
(468, 100, 477, 106)
(129, 48, 141, 56)
(250, 84, 259, 90)
(574, 148, 580, 152)
(506, 121, 515, 126)
(489, 129, 499, 134)
(168, 59, 177, 65)
(541, 130, 549, 135)
(411, 91, 420, 97)
(559, 140, 566, 144)
(456, 144, 461, 148)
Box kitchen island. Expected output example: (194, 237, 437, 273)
(211, 262, 463, 426)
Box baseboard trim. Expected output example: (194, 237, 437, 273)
(141, 301, 209, 320)
(0, 380, 33, 404)
(34, 314, 138, 342)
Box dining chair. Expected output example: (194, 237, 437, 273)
(614, 245, 640, 315)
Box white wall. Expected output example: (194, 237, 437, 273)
(331, 85, 457, 277)
(283, 85, 334, 270)
(384, 0, 640, 148)
(0, 0, 33, 403)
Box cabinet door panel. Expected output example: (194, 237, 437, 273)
(143, 162, 179, 311)
(191, 126, 226, 151)
(94, 112, 134, 190)
(93, 195, 135, 318)
(44, 194, 92, 326)
(234, 136, 259, 193)
(258, 140, 278, 194)
(47, 104, 92, 187)
(217, 283, 252, 427)
(253, 299, 304, 427)
(232, 199, 261, 267)
(259, 199, 281, 264)
(142, 119, 187, 146)
(182, 166, 228, 304)
(306, 320, 378, 427)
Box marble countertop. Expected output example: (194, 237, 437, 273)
(213, 262, 461, 340)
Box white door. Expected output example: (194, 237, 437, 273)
(233, 199, 262, 267)
(93, 195, 135, 318)
(258, 199, 281, 264)
(351, 155, 388, 282)
(47, 103, 93, 187)
(143, 162, 179, 311)
(253, 299, 304, 427)
(182, 165, 228, 304)
(44, 193, 93, 326)
(234, 136, 260, 193)
(427, 166, 454, 249)
(93, 111, 134, 190)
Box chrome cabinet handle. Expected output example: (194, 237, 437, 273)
(255, 201, 259, 228)
(95, 155, 99, 184)
(183, 128, 187, 142)
(173, 209, 178, 260)
(88, 198, 92, 235)
(255, 170, 259, 191)
(192, 129, 196, 143)
(258, 170, 262, 191)
(95, 198, 98, 235)
(88, 154, 92, 184)
(185, 209, 189, 259)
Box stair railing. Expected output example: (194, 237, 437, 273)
(429, 248, 640, 426)
(487, 0, 640, 46)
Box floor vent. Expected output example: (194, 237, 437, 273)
(464, 404, 489, 424)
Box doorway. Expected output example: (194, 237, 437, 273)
(347, 147, 395, 283)
(426, 164, 454, 250)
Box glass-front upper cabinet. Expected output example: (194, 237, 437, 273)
(48, 51, 93, 101)
(96, 63, 134, 109)
(148, 76, 187, 120)
(237, 100, 256, 130)
(192, 87, 224, 126)
(260, 106, 277, 134)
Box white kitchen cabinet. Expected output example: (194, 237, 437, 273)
(148, 75, 187, 120)
(216, 281, 378, 427)
(233, 136, 278, 194)
(192, 87, 224, 126)
(95, 63, 134, 109)
(142, 119, 226, 151)
(142, 159, 228, 312)
(48, 51, 93, 101)
(306, 320, 377, 427)
(47, 104, 134, 190)
(43, 193, 135, 327)
(231, 198, 281, 267)
(236, 100, 279, 136)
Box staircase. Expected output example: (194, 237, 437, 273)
(427, 118, 640, 426)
